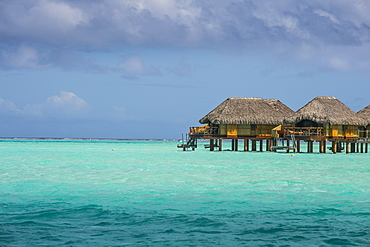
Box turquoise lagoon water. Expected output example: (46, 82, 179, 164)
(1, 139, 370, 246)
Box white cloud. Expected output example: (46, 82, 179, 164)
(0, 98, 21, 115)
(117, 55, 161, 78)
(314, 9, 340, 24)
(23, 91, 90, 119)
(0, 46, 51, 70)
(9, 0, 87, 34)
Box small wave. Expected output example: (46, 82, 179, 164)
(324, 238, 356, 246)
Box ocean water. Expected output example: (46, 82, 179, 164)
(1, 139, 370, 246)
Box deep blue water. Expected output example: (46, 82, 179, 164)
(1, 139, 370, 246)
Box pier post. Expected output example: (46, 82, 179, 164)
(266, 139, 271, 151)
(351, 143, 356, 153)
(336, 142, 341, 153)
(361, 143, 364, 153)
(366, 143, 368, 153)
(231, 139, 235, 151)
(307, 141, 313, 153)
(210, 139, 214, 151)
(320, 140, 324, 153)
(219, 139, 222, 151)
(356, 143, 359, 153)
(235, 139, 238, 151)
(252, 140, 257, 151)
(296, 139, 300, 153)
(244, 139, 249, 151)
(346, 141, 350, 154)
(286, 140, 290, 153)
(332, 141, 337, 154)
(260, 140, 263, 152)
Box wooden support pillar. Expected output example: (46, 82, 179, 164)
(332, 141, 337, 154)
(307, 141, 312, 153)
(219, 139, 222, 151)
(366, 143, 368, 153)
(320, 140, 324, 153)
(272, 138, 277, 152)
(210, 139, 214, 151)
(361, 143, 364, 153)
(260, 140, 263, 152)
(252, 140, 257, 151)
(266, 139, 271, 151)
(346, 141, 350, 154)
(351, 143, 356, 153)
(322, 140, 326, 153)
(296, 139, 300, 153)
(235, 139, 238, 151)
(286, 140, 290, 153)
(244, 139, 249, 151)
(231, 139, 235, 151)
(337, 142, 342, 153)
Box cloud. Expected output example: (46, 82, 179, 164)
(23, 91, 90, 119)
(1, 1, 370, 72)
(0, 45, 51, 70)
(0, 98, 21, 115)
(117, 55, 161, 79)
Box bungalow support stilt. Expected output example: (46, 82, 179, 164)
(296, 140, 300, 153)
(244, 139, 249, 151)
(252, 140, 257, 151)
(266, 139, 271, 152)
(320, 140, 325, 153)
(346, 141, 350, 154)
(332, 141, 337, 154)
(287, 140, 290, 153)
(260, 140, 263, 152)
(219, 139, 222, 151)
(210, 139, 214, 151)
(235, 139, 238, 151)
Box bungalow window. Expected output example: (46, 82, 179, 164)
(251, 124, 257, 130)
(342, 125, 348, 131)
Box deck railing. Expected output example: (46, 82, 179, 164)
(189, 126, 218, 136)
(284, 127, 325, 136)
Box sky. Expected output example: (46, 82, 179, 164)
(1, 0, 370, 139)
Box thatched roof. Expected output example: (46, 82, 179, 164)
(285, 96, 366, 126)
(199, 97, 294, 125)
(357, 105, 370, 125)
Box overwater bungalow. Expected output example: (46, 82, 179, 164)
(179, 96, 369, 153)
(182, 97, 293, 151)
(283, 96, 367, 153)
(357, 105, 370, 138)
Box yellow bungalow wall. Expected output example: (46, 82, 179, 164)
(219, 124, 276, 137)
(326, 124, 359, 138)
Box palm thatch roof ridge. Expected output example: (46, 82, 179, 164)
(199, 97, 294, 125)
(357, 105, 370, 125)
(285, 96, 366, 126)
